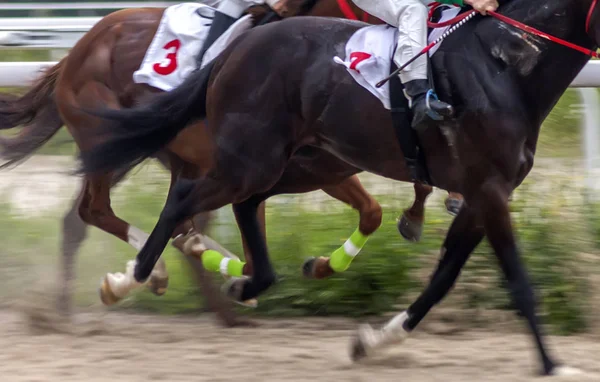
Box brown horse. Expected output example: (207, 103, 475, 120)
(0, 0, 458, 320)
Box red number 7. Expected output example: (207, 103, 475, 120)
(349, 52, 372, 73)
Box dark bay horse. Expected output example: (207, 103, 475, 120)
(78, 0, 599, 375)
(0, 0, 460, 321)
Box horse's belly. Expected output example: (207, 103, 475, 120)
(166, 121, 215, 170)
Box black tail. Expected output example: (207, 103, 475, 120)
(0, 60, 64, 168)
(78, 60, 216, 175)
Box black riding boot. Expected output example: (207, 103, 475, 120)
(403, 79, 454, 130)
(195, 11, 237, 68)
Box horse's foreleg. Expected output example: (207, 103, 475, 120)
(225, 195, 276, 302)
(183, 201, 267, 281)
(158, 153, 244, 269)
(174, 202, 266, 310)
(302, 175, 382, 279)
(233, 200, 266, 276)
(397, 182, 432, 242)
(478, 184, 557, 375)
(79, 173, 169, 305)
(350, 206, 483, 361)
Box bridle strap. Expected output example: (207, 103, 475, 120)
(587, 0, 599, 33)
(427, 2, 599, 58)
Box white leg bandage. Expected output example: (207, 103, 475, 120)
(106, 260, 143, 298)
(357, 311, 410, 355)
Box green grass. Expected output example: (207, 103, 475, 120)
(0, 50, 51, 62)
(537, 89, 584, 158)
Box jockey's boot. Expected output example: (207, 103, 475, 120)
(195, 11, 237, 69)
(403, 79, 454, 130)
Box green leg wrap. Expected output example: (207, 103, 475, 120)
(329, 228, 369, 273)
(201, 249, 245, 277)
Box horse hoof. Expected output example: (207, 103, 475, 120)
(302, 257, 335, 279)
(445, 198, 463, 216)
(302, 257, 317, 278)
(349, 332, 368, 362)
(235, 298, 258, 308)
(221, 277, 258, 308)
(146, 275, 169, 296)
(397, 214, 422, 242)
(550, 366, 584, 377)
(99, 276, 121, 306)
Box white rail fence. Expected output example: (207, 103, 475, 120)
(0, 2, 179, 10)
(0, 5, 599, 193)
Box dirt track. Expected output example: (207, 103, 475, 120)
(0, 307, 597, 382)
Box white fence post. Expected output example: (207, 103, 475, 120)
(579, 88, 600, 198)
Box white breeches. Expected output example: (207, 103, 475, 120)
(351, 0, 429, 83)
(217, 0, 279, 18)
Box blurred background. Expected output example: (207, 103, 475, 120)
(0, 0, 598, 345)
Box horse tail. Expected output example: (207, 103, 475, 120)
(0, 59, 65, 168)
(78, 60, 216, 175)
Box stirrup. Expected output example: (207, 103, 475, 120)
(425, 90, 444, 121)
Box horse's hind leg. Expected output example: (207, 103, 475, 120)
(398, 182, 432, 241)
(350, 206, 483, 361)
(302, 175, 382, 279)
(78, 173, 169, 304)
(99, 176, 244, 303)
(58, 181, 89, 316)
(59, 165, 144, 314)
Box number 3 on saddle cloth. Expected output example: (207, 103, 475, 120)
(133, 2, 253, 92)
(333, 5, 461, 184)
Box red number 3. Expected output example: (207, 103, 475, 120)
(349, 52, 372, 73)
(153, 39, 181, 75)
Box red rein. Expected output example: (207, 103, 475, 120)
(336, 0, 599, 58)
(428, 1, 599, 58)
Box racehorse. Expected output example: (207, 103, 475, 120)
(77, 0, 600, 374)
(0, 0, 459, 323)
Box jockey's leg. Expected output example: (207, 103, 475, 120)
(393, 0, 454, 129)
(195, 0, 283, 68)
(195, 4, 238, 68)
